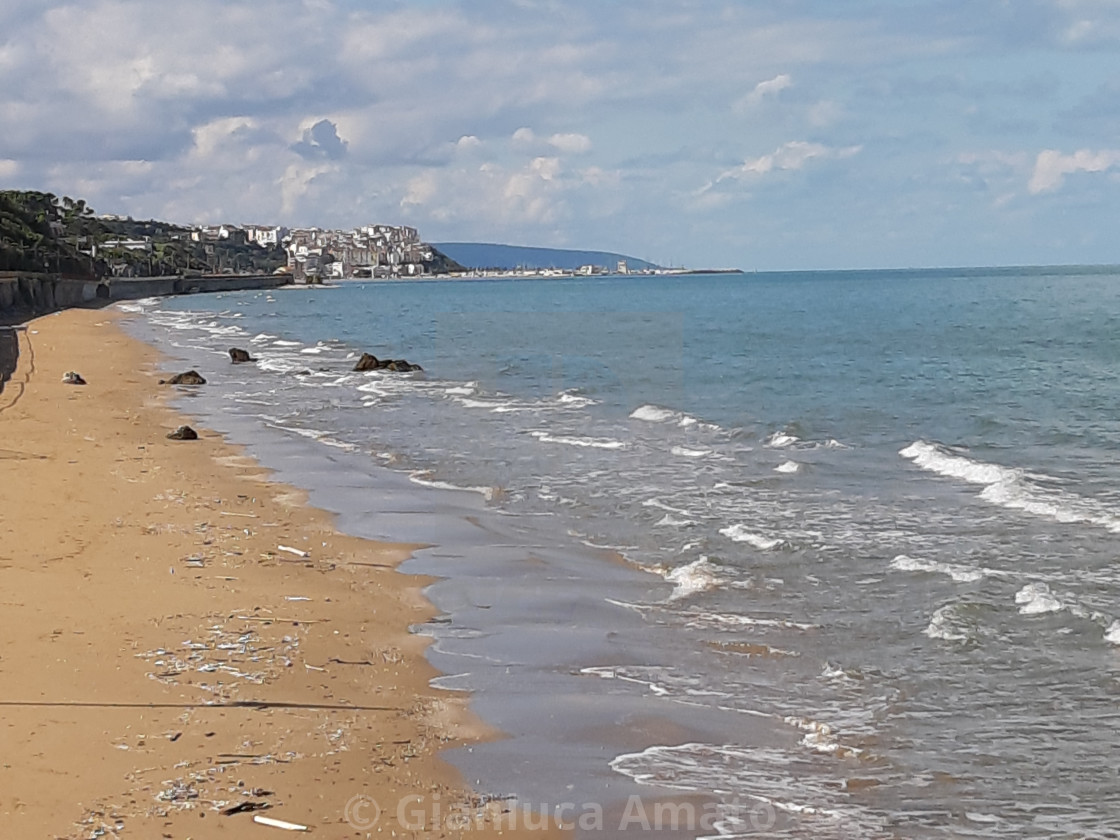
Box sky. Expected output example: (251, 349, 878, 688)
(2, 0, 1119, 270)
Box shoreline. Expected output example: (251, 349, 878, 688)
(0, 307, 564, 838)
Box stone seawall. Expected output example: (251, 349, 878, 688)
(0, 272, 292, 324)
(0, 325, 17, 397)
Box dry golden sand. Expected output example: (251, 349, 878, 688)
(0, 308, 564, 839)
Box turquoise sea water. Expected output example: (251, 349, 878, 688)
(128, 266, 1120, 838)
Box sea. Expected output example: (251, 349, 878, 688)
(122, 266, 1120, 839)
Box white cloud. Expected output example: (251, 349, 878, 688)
(511, 129, 592, 155)
(512, 127, 537, 149)
(717, 141, 863, 183)
(1053, 0, 1120, 45)
(399, 153, 601, 236)
(1028, 148, 1120, 193)
(190, 117, 261, 162)
(734, 73, 793, 111)
(548, 133, 592, 154)
(0, 159, 18, 178)
(280, 161, 336, 217)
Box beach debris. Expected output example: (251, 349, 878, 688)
(138, 617, 301, 696)
(61, 370, 86, 385)
(222, 801, 271, 816)
(228, 347, 255, 363)
(353, 351, 423, 372)
(157, 779, 200, 804)
(167, 425, 199, 440)
(277, 545, 309, 558)
(159, 370, 207, 385)
(253, 815, 310, 831)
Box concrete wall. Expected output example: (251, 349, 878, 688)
(0, 272, 291, 323)
(107, 274, 291, 299)
(0, 274, 103, 321)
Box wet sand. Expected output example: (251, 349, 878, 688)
(0, 308, 563, 838)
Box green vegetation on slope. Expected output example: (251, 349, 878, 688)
(0, 190, 287, 278)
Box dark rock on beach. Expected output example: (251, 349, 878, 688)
(228, 347, 255, 363)
(160, 370, 207, 385)
(353, 352, 380, 371)
(385, 359, 423, 372)
(62, 371, 87, 385)
(353, 352, 423, 373)
(167, 425, 199, 440)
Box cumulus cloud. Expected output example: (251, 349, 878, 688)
(291, 119, 349, 161)
(548, 133, 593, 154)
(1028, 148, 1120, 193)
(281, 161, 336, 216)
(512, 127, 538, 149)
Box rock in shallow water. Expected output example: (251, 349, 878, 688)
(161, 370, 206, 385)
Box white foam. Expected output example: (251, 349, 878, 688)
(900, 440, 1017, 485)
(662, 557, 723, 601)
(901, 440, 1120, 533)
(890, 554, 987, 583)
(774, 460, 800, 473)
(642, 498, 692, 515)
(630, 404, 679, 423)
(1014, 582, 1064, 615)
(116, 297, 161, 313)
(820, 663, 859, 684)
(408, 471, 500, 501)
(256, 357, 311, 374)
(681, 609, 818, 632)
(579, 666, 670, 696)
(923, 604, 972, 642)
(1105, 620, 1120, 645)
(556, 390, 597, 408)
(671, 445, 711, 458)
(784, 715, 862, 757)
(529, 430, 626, 450)
(655, 514, 697, 529)
(267, 424, 359, 452)
(765, 431, 799, 448)
(629, 403, 713, 429)
(610, 742, 883, 836)
(719, 524, 785, 550)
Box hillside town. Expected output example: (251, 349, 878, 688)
(162, 221, 441, 281)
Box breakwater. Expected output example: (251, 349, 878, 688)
(0, 272, 292, 324)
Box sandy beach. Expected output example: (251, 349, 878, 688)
(0, 307, 563, 838)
